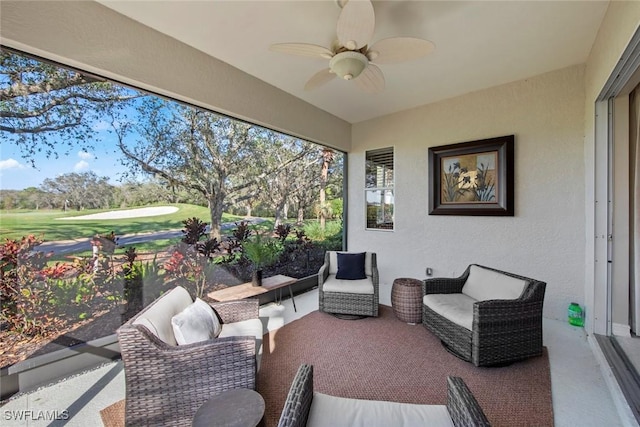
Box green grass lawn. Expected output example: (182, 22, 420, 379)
(0, 203, 245, 242)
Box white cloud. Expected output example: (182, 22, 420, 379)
(0, 158, 26, 170)
(74, 160, 90, 172)
(77, 151, 94, 160)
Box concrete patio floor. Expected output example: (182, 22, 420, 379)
(0, 288, 634, 426)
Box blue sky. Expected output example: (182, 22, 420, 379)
(0, 123, 130, 190)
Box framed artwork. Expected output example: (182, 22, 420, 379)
(428, 135, 514, 216)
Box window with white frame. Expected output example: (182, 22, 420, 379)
(365, 147, 394, 230)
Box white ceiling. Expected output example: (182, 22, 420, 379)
(98, 0, 609, 124)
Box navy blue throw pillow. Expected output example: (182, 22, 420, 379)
(336, 252, 367, 280)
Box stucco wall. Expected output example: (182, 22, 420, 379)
(350, 65, 586, 321)
(0, 0, 351, 151)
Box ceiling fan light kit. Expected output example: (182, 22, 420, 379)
(270, 0, 435, 93)
(330, 51, 368, 80)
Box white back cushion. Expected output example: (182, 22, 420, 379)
(133, 286, 193, 346)
(307, 392, 454, 427)
(171, 298, 222, 345)
(461, 265, 527, 302)
(328, 251, 373, 276)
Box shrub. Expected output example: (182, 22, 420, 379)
(196, 238, 221, 259)
(0, 235, 56, 335)
(48, 274, 97, 320)
(181, 217, 208, 244)
(164, 244, 207, 297)
(303, 221, 343, 242)
(329, 198, 344, 220)
(232, 221, 251, 242)
(275, 224, 292, 242)
(217, 221, 251, 265)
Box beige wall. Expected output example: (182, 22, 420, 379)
(0, 0, 351, 151)
(350, 65, 586, 321)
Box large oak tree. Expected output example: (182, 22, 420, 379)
(0, 48, 139, 164)
(115, 99, 312, 239)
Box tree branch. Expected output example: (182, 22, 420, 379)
(0, 120, 81, 134)
(0, 73, 96, 101)
(117, 141, 205, 194)
(0, 93, 137, 121)
(231, 147, 314, 193)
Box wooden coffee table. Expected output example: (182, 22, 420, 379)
(192, 388, 264, 427)
(207, 274, 298, 311)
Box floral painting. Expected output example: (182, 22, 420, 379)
(441, 151, 497, 203)
(429, 135, 514, 216)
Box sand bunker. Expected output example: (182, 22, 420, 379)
(57, 206, 179, 220)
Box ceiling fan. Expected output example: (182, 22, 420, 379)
(270, 0, 435, 93)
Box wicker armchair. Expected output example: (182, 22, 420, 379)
(117, 287, 261, 426)
(422, 264, 546, 367)
(318, 251, 379, 317)
(277, 364, 490, 427)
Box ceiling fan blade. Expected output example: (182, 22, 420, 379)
(304, 68, 336, 91)
(337, 0, 375, 50)
(368, 37, 435, 64)
(354, 64, 384, 93)
(270, 43, 334, 59)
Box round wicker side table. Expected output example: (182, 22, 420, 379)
(391, 278, 423, 324)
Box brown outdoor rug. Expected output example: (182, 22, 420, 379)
(100, 399, 124, 427)
(257, 305, 554, 427)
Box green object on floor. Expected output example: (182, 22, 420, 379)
(568, 302, 584, 327)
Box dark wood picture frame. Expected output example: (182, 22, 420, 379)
(428, 135, 514, 216)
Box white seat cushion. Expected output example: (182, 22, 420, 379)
(307, 392, 454, 427)
(423, 293, 477, 331)
(171, 298, 222, 345)
(133, 286, 193, 346)
(322, 275, 374, 295)
(218, 318, 263, 341)
(218, 318, 264, 370)
(462, 265, 527, 301)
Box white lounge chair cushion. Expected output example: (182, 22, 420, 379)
(423, 293, 476, 331)
(462, 265, 527, 302)
(307, 392, 454, 427)
(218, 318, 263, 341)
(171, 297, 222, 345)
(218, 318, 264, 370)
(133, 286, 193, 346)
(322, 275, 375, 295)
